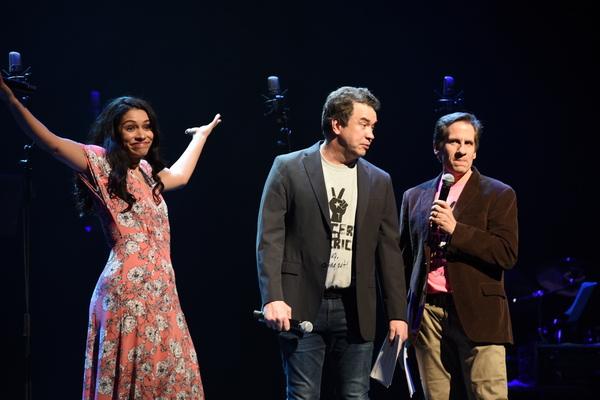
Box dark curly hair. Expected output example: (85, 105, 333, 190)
(74, 96, 166, 216)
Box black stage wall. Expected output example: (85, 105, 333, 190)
(1, 1, 596, 398)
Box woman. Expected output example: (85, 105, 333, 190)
(1, 80, 220, 399)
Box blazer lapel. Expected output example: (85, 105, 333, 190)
(452, 168, 481, 220)
(302, 142, 331, 230)
(420, 175, 439, 245)
(355, 159, 371, 230)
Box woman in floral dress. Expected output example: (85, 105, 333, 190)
(1, 79, 220, 399)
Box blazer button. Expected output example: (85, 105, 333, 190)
(321, 263, 328, 268)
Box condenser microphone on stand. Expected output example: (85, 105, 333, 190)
(5, 50, 36, 400)
(9, 50, 34, 400)
(262, 75, 292, 152)
(265, 75, 284, 114)
(267, 75, 281, 95)
(435, 76, 464, 113)
(9, 51, 22, 75)
(2, 51, 37, 94)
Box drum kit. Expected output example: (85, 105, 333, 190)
(510, 257, 599, 344)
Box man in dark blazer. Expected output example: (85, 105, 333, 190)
(400, 112, 518, 400)
(257, 87, 407, 399)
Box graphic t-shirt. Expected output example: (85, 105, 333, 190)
(321, 155, 357, 289)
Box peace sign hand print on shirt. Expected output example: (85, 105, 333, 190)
(329, 187, 348, 223)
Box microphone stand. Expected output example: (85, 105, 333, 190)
(19, 143, 34, 400)
(263, 76, 292, 153)
(277, 106, 292, 153)
(4, 51, 36, 400)
(434, 76, 465, 113)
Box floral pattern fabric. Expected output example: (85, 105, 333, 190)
(79, 145, 204, 400)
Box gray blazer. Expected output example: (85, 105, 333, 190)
(257, 141, 407, 341)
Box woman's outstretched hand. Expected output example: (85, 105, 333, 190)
(185, 113, 222, 139)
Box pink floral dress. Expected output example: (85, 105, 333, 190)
(79, 145, 204, 400)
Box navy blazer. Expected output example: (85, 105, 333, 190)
(400, 167, 518, 344)
(257, 141, 407, 341)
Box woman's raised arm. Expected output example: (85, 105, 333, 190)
(158, 113, 221, 191)
(1, 79, 87, 172)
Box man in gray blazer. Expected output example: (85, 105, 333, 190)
(400, 112, 518, 400)
(257, 86, 408, 399)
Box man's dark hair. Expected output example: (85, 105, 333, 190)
(321, 87, 380, 138)
(433, 112, 483, 161)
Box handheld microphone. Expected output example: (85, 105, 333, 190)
(438, 173, 455, 202)
(432, 173, 455, 231)
(253, 310, 313, 333)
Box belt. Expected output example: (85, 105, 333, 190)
(324, 287, 354, 299)
(426, 293, 454, 307)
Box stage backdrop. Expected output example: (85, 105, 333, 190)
(1, 1, 595, 398)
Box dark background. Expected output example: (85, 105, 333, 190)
(1, 0, 596, 398)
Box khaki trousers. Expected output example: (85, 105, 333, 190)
(414, 303, 508, 400)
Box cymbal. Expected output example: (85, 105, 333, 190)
(536, 258, 595, 297)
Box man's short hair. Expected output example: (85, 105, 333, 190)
(433, 112, 483, 160)
(321, 87, 380, 138)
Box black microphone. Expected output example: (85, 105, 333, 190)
(432, 173, 455, 231)
(438, 173, 455, 202)
(3, 77, 37, 93)
(253, 310, 313, 333)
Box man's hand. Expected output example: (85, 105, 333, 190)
(388, 320, 408, 345)
(263, 300, 292, 331)
(430, 200, 457, 234)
